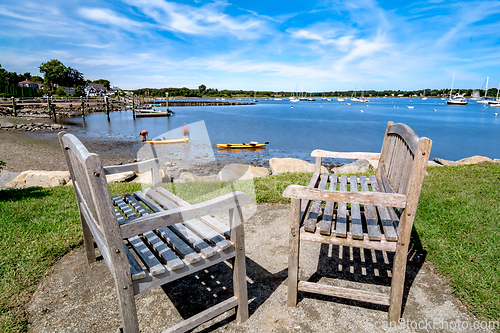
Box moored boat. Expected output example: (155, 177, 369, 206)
(145, 137, 189, 144)
(216, 141, 268, 149)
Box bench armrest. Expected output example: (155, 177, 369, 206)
(120, 191, 251, 238)
(282, 185, 406, 208)
(103, 159, 159, 175)
(311, 149, 381, 160)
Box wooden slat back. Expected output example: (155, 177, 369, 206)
(377, 122, 420, 196)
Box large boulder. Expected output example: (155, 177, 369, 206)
(6, 170, 70, 188)
(1, 122, 15, 128)
(331, 159, 373, 175)
(179, 172, 217, 182)
(269, 158, 327, 175)
(434, 156, 492, 166)
(494, 159, 500, 164)
(131, 169, 169, 184)
(106, 171, 136, 183)
(217, 164, 270, 181)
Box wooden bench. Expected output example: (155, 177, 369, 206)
(283, 121, 432, 321)
(59, 132, 251, 333)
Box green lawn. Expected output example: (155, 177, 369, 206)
(0, 164, 498, 331)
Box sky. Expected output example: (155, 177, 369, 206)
(1, 0, 500, 91)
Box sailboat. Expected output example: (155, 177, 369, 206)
(351, 86, 360, 101)
(422, 89, 428, 100)
(447, 72, 468, 105)
(477, 77, 490, 104)
(490, 83, 500, 107)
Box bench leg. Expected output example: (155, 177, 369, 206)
(79, 206, 96, 264)
(114, 275, 140, 333)
(388, 242, 409, 322)
(287, 198, 301, 307)
(230, 207, 249, 323)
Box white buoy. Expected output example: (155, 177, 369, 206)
(495, 113, 498, 116)
(433, 109, 436, 111)
(291, 106, 293, 109)
(360, 110, 363, 112)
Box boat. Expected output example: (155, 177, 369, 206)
(145, 137, 189, 144)
(422, 89, 427, 100)
(407, 106, 414, 109)
(135, 109, 173, 117)
(446, 72, 468, 105)
(216, 141, 268, 149)
(337, 97, 345, 102)
(477, 77, 490, 104)
(490, 84, 500, 107)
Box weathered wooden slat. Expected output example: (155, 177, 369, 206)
(369, 175, 398, 242)
(349, 176, 363, 240)
(387, 122, 419, 155)
(282, 184, 407, 208)
(319, 174, 338, 236)
(162, 296, 239, 333)
(184, 219, 232, 251)
(124, 245, 147, 281)
(133, 191, 162, 213)
(112, 196, 138, 219)
(127, 235, 166, 275)
(336, 175, 348, 238)
(170, 223, 216, 258)
(103, 159, 158, 175)
(154, 187, 231, 239)
(300, 227, 397, 252)
(298, 281, 390, 306)
(304, 173, 329, 232)
(142, 231, 184, 271)
(157, 227, 201, 264)
(360, 176, 381, 241)
(300, 173, 320, 223)
(123, 193, 150, 216)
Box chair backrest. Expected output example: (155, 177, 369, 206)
(376, 122, 432, 237)
(58, 132, 120, 265)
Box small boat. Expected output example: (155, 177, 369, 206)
(145, 137, 189, 144)
(216, 141, 268, 149)
(337, 98, 344, 102)
(407, 106, 414, 109)
(447, 72, 468, 105)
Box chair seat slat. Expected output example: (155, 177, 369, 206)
(360, 176, 381, 241)
(335, 175, 348, 237)
(158, 227, 201, 264)
(369, 176, 398, 241)
(304, 173, 329, 232)
(319, 174, 338, 236)
(349, 176, 363, 240)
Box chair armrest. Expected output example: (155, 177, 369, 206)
(311, 149, 381, 160)
(120, 191, 251, 238)
(282, 185, 406, 208)
(103, 159, 159, 175)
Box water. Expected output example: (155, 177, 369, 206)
(65, 97, 500, 164)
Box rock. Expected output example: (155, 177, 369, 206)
(179, 172, 217, 182)
(434, 155, 493, 166)
(427, 160, 442, 167)
(366, 159, 379, 170)
(216, 164, 270, 181)
(131, 169, 169, 184)
(494, 159, 500, 164)
(331, 159, 373, 174)
(6, 170, 70, 188)
(269, 158, 327, 175)
(1, 122, 15, 128)
(106, 171, 135, 183)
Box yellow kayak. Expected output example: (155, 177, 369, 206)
(146, 138, 189, 144)
(216, 141, 268, 149)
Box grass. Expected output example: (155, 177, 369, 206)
(0, 164, 499, 331)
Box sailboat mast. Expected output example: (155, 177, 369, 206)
(449, 71, 455, 100)
(485, 77, 489, 99)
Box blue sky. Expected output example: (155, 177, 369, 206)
(1, 0, 500, 91)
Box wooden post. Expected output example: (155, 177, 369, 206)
(166, 92, 169, 111)
(132, 94, 135, 119)
(80, 96, 85, 120)
(11, 97, 17, 117)
(105, 96, 110, 121)
(47, 96, 51, 115)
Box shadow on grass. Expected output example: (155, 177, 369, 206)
(0, 187, 51, 202)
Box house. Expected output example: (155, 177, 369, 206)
(84, 83, 107, 97)
(18, 80, 40, 89)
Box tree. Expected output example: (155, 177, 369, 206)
(39, 59, 67, 89)
(93, 79, 110, 89)
(199, 84, 206, 94)
(65, 67, 85, 87)
(73, 86, 84, 97)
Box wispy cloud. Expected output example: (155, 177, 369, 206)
(78, 8, 143, 30)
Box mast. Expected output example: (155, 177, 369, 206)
(449, 71, 455, 100)
(485, 77, 489, 99)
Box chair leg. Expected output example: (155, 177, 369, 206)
(288, 198, 301, 307)
(114, 277, 140, 333)
(388, 242, 409, 322)
(230, 208, 249, 323)
(79, 207, 96, 264)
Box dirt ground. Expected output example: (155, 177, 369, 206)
(26, 204, 489, 333)
(1, 116, 492, 333)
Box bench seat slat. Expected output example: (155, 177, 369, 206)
(369, 176, 398, 242)
(157, 227, 201, 264)
(335, 175, 348, 238)
(124, 245, 147, 280)
(184, 219, 232, 251)
(170, 223, 217, 258)
(134, 191, 163, 213)
(319, 174, 337, 236)
(360, 176, 381, 241)
(301, 172, 320, 223)
(304, 173, 329, 232)
(349, 176, 363, 240)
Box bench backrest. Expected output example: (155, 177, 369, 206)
(377, 122, 432, 237)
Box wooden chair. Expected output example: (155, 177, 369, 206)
(58, 132, 250, 333)
(283, 121, 432, 321)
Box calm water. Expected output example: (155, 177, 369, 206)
(65, 97, 500, 164)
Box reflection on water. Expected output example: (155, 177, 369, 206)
(64, 98, 500, 161)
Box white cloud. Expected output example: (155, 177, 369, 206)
(78, 8, 143, 30)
